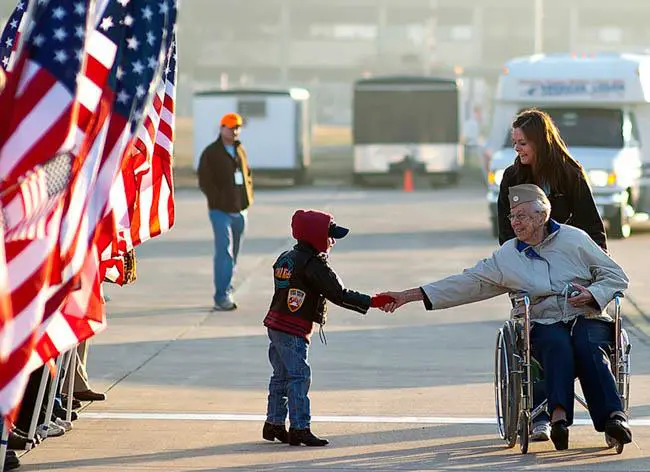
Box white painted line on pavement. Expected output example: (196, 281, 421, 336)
(80, 412, 650, 426)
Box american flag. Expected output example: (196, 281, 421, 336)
(35, 0, 177, 387)
(0, 223, 12, 362)
(0, 0, 90, 417)
(0, 0, 30, 73)
(137, 33, 176, 242)
(108, 31, 177, 259)
(2, 152, 72, 242)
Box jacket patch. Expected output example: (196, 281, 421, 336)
(273, 256, 293, 289)
(287, 288, 306, 312)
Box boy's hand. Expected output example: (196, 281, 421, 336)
(371, 294, 396, 308)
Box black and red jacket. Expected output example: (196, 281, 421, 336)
(263, 210, 371, 341)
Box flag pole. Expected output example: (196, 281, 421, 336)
(26, 366, 49, 447)
(65, 349, 77, 421)
(42, 354, 67, 433)
(0, 418, 9, 472)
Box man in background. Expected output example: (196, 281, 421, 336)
(197, 112, 254, 311)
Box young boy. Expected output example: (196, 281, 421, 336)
(262, 209, 391, 446)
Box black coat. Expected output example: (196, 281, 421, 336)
(497, 164, 607, 251)
(197, 137, 254, 213)
(264, 242, 371, 340)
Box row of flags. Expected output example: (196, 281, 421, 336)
(0, 0, 178, 421)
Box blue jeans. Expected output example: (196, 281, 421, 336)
(531, 317, 623, 431)
(208, 209, 246, 303)
(265, 328, 312, 429)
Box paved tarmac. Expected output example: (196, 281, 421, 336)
(15, 183, 650, 471)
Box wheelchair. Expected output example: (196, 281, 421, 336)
(494, 291, 631, 454)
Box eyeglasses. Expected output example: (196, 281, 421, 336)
(507, 212, 531, 223)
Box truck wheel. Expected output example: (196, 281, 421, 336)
(447, 172, 459, 186)
(609, 205, 631, 239)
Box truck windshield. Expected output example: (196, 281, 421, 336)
(504, 108, 624, 148)
(353, 87, 459, 145)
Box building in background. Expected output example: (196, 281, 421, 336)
(3, 0, 650, 124)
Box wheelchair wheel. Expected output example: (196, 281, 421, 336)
(519, 411, 530, 454)
(619, 328, 631, 413)
(495, 330, 507, 440)
(494, 323, 520, 448)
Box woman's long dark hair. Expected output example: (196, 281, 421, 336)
(511, 109, 586, 193)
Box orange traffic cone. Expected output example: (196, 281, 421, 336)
(403, 168, 414, 192)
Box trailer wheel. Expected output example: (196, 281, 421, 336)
(352, 174, 367, 187)
(609, 204, 631, 239)
(294, 169, 313, 186)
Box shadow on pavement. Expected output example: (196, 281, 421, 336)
(20, 423, 640, 471)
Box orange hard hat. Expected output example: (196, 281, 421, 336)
(220, 112, 243, 129)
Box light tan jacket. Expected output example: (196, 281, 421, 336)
(420, 222, 629, 324)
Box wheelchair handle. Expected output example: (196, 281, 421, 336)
(511, 294, 531, 307)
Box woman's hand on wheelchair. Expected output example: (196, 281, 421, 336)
(567, 283, 595, 308)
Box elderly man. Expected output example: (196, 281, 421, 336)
(378, 183, 632, 451)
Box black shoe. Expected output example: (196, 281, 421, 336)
(551, 420, 569, 450)
(605, 413, 633, 445)
(8, 430, 30, 450)
(288, 428, 329, 447)
(12, 427, 42, 446)
(54, 405, 79, 421)
(4, 450, 20, 470)
(262, 422, 289, 443)
(74, 389, 106, 402)
(61, 395, 82, 409)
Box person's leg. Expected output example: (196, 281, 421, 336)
(15, 366, 48, 433)
(74, 341, 90, 393)
(227, 211, 247, 297)
(266, 330, 289, 425)
(279, 335, 311, 431)
(264, 329, 289, 443)
(269, 330, 327, 446)
(572, 317, 631, 443)
(530, 358, 551, 441)
(531, 321, 574, 450)
(208, 209, 234, 305)
(62, 342, 90, 396)
(231, 211, 247, 266)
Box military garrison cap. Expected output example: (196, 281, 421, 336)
(508, 184, 550, 208)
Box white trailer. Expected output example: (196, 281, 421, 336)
(192, 88, 312, 184)
(352, 75, 463, 187)
(485, 52, 650, 239)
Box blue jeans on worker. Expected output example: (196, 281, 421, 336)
(265, 328, 312, 430)
(531, 317, 623, 431)
(208, 209, 246, 304)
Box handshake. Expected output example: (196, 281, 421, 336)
(370, 292, 400, 312)
(369, 288, 423, 313)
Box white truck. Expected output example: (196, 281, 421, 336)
(192, 88, 312, 185)
(486, 53, 650, 239)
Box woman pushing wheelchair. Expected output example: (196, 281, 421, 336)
(376, 183, 633, 451)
